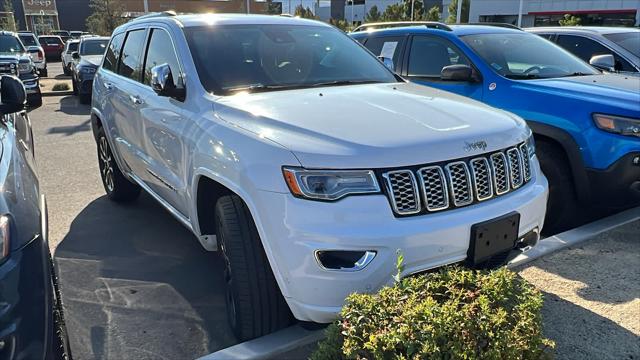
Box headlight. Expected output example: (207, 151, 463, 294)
(526, 133, 536, 159)
(593, 114, 640, 138)
(18, 62, 31, 74)
(80, 67, 96, 74)
(282, 167, 380, 201)
(0, 216, 10, 263)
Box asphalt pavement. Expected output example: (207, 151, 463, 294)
(32, 62, 235, 359)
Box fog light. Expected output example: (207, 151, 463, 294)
(315, 250, 376, 271)
(633, 156, 639, 166)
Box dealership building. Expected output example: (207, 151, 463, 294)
(443, 0, 640, 27)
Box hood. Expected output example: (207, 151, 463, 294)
(517, 74, 640, 111)
(214, 82, 529, 168)
(79, 55, 103, 67)
(0, 53, 27, 62)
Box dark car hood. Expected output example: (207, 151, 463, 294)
(518, 74, 640, 110)
(79, 55, 103, 67)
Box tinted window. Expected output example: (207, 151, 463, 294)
(185, 24, 396, 95)
(80, 39, 108, 55)
(408, 36, 470, 77)
(103, 33, 124, 72)
(66, 42, 78, 53)
(462, 33, 598, 79)
(362, 36, 404, 66)
(118, 30, 146, 81)
(0, 35, 25, 53)
(143, 28, 181, 86)
(556, 35, 635, 72)
(39, 37, 62, 45)
(18, 34, 37, 47)
(604, 32, 640, 58)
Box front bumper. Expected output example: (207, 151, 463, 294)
(251, 158, 548, 323)
(20, 74, 39, 95)
(77, 72, 96, 95)
(0, 235, 53, 359)
(586, 152, 640, 208)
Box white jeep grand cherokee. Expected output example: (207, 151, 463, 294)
(91, 13, 548, 341)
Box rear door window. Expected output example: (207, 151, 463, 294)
(556, 34, 635, 72)
(117, 29, 147, 81)
(102, 33, 124, 72)
(362, 36, 404, 66)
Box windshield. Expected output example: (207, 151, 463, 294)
(19, 34, 37, 47)
(40, 37, 62, 45)
(185, 24, 397, 95)
(80, 40, 108, 55)
(461, 33, 599, 79)
(67, 42, 78, 53)
(604, 32, 640, 57)
(0, 35, 25, 53)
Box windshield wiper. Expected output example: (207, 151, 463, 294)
(504, 73, 542, 79)
(226, 83, 309, 93)
(310, 80, 383, 87)
(556, 72, 593, 78)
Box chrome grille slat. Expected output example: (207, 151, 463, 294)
(418, 166, 449, 211)
(507, 148, 524, 189)
(445, 161, 473, 207)
(383, 170, 421, 215)
(470, 157, 493, 201)
(490, 152, 510, 195)
(519, 143, 532, 181)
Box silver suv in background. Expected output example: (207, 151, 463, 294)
(62, 39, 79, 75)
(17, 32, 47, 77)
(527, 27, 640, 75)
(71, 36, 109, 104)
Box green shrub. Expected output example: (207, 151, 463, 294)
(52, 83, 70, 91)
(310, 266, 554, 360)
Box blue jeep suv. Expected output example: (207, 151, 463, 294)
(351, 25, 640, 233)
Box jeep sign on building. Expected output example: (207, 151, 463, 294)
(22, 0, 60, 33)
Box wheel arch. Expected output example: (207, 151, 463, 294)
(528, 120, 591, 204)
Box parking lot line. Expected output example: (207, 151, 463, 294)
(508, 206, 640, 269)
(198, 206, 639, 360)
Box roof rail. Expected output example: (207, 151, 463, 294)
(132, 10, 177, 21)
(352, 21, 452, 33)
(465, 22, 522, 30)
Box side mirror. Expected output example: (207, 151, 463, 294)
(441, 64, 474, 82)
(151, 64, 185, 101)
(0, 75, 26, 114)
(72, 51, 80, 60)
(377, 56, 394, 71)
(589, 54, 615, 72)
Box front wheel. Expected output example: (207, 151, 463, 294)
(96, 127, 140, 202)
(215, 195, 293, 341)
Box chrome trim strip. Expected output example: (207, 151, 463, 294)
(382, 170, 421, 215)
(444, 161, 473, 207)
(417, 165, 449, 211)
(469, 157, 494, 201)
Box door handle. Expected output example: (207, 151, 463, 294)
(129, 95, 144, 105)
(103, 82, 113, 90)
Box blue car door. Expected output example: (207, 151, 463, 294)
(403, 35, 483, 100)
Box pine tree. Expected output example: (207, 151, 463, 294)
(0, 0, 16, 32)
(424, 5, 440, 21)
(446, 0, 469, 24)
(364, 5, 381, 23)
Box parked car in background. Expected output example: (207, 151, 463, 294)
(71, 36, 108, 104)
(352, 24, 640, 233)
(17, 32, 47, 77)
(51, 29, 71, 43)
(62, 39, 79, 75)
(92, 13, 548, 342)
(70, 31, 83, 39)
(527, 27, 640, 76)
(38, 35, 64, 60)
(0, 75, 71, 360)
(0, 31, 42, 107)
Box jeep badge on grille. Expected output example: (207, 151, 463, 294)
(464, 141, 488, 152)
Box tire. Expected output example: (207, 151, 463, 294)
(48, 254, 72, 360)
(71, 77, 77, 95)
(96, 127, 140, 202)
(41, 68, 48, 77)
(79, 93, 91, 105)
(28, 93, 43, 108)
(215, 195, 293, 341)
(536, 139, 580, 234)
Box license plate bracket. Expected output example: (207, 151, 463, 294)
(468, 212, 520, 265)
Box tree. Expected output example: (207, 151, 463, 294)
(559, 14, 581, 26)
(329, 18, 351, 32)
(381, 3, 407, 22)
(364, 5, 381, 23)
(266, 0, 282, 15)
(445, 0, 469, 24)
(294, 5, 317, 19)
(403, 0, 424, 21)
(86, 0, 126, 36)
(0, 0, 16, 32)
(424, 5, 440, 21)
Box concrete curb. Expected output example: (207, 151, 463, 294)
(42, 91, 73, 97)
(197, 324, 324, 360)
(508, 206, 640, 269)
(197, 207, 639, 360)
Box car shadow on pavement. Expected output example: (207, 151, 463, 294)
(56, 96, 91, 116)
(540, 291, 639, 360)
(54, 194, 237, 360)
(47, 118, 91, 136)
